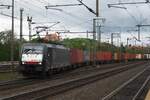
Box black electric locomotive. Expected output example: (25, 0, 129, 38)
(19, 43, 70, 77)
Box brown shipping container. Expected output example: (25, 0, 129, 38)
(104, 52, 112, 61)
(96, 51, 112, 61)
(70, 49, 84, 64)
(114, 52, 121, 62)
(96, 51, 104, 61)
(129, 53, 132, 60)
(129, 54, 136, 60)
(124, 53, 130, 60)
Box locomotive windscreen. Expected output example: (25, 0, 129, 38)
(22, 45, 43, 54)
(21, 45, 44, 64)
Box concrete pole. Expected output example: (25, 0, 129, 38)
(20, 8, 23, 43)
(96, 0, 99, 17)
(138, 25, 140, 41)
(111, 33, 113, 45)
(127, 38, 129, 47)
(11, 0, 14, 65)
(98, 26, 101, 43)
(86, 31, 89, 38)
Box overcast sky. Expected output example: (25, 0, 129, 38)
(0, 0, 150, 46)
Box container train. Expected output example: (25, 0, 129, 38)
(19, 43, 150, 77)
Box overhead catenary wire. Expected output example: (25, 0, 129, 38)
(13, 1, 45, 19)
(2, 0, 149, 40)
(108, 0, 150, 24)
(35, 0, 49, 5)
(123, 6, 138, 23)
(44, 2, 93, 28)
(0, 12, 18, 19)
(20, 0, 93, 30)
(0, 0, 95, 33)
(21, 0, 47, 15)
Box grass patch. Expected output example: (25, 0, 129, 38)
(0, 72, 23, 81)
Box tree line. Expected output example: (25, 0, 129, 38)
(0, 30, 19, 61)
(0, 30, 146, 61)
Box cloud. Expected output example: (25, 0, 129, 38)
(0, 0, 150, 44)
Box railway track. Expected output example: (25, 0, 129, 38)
(0, 61, 147, 100)
(0, 61, 141, 92)
(0, 78, 42, 91)
(102, 63, 150, 100)
(0, 61, 18, 72)
(0, 61, 18, 65)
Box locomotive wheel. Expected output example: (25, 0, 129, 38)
(47, 69, 52, 76)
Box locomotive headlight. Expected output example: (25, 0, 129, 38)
(39, 62, 42, 65)
(22, 62, 25, 64)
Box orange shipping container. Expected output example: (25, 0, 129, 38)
(96, 51, 112, 61)
(70, 49, 84, 64)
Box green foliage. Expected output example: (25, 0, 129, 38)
(0, 44, 10, 61)
(126, 47, 144, 54)
(29, 37, 147, 55)
(0, 30, 20, 61)
(0, 42, 19, 61)
(31, 37, 117, 52)
(97, 42, 118, 52)
(63, 38, 95, 50)
(0, 30, 11, 44)
(31, 38, 44, 43)
(63, 38, 119, 52)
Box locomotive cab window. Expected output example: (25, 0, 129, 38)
(22, 46, 43, 54)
